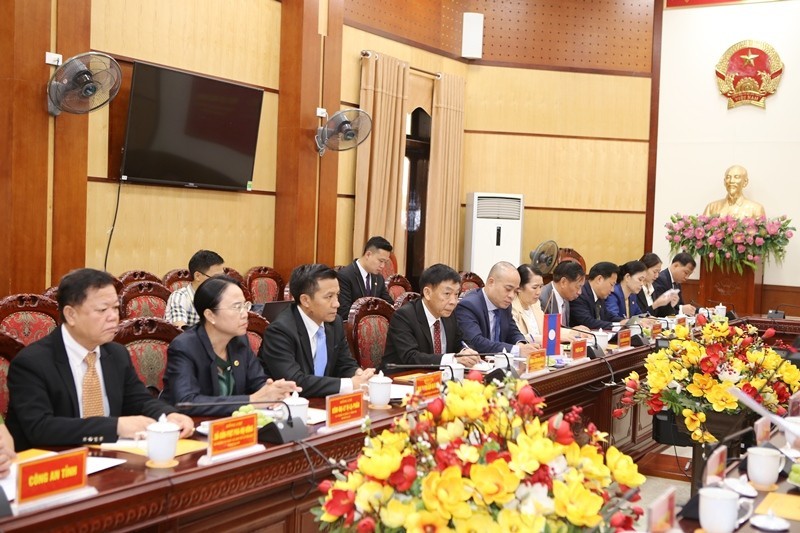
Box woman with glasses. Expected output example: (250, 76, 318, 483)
(164, 275, 299, 416)
(511, 264, 545, 346)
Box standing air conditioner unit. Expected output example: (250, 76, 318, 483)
(463, 193, 524, 279)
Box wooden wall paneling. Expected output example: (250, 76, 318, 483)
(335, 197, 356, 266)
(318, 0, 345, 266)
(87, 109, 110, 177)
(275, 0, 324, 280)
(645, 0, 664, 252)
(253, 93, 279, 193)
(51, 0, 92, 284)
(0, 0, 52, 294)
(760, 284, 800, 316)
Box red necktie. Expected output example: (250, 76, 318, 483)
(433, 320, 442, 354)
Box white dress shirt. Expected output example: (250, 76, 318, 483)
(298, 307, 353, 394)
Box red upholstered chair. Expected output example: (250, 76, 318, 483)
(119, 270, 162, 287)
(0, 294, 60, 347)
(163, 269, 193, 292)
(346, 297, 394, 369)
(393, 291, 421, 310)
(283, 285, 292, 301)
(246, 312, 269, 354)
(459, 271, 485, 295)
(386, 274, 413, 300)
(223, 267, 252, 302)
(111, 276, 124, 294)
(119, 281, 171, 319)
(245, 267, 284, 304)
(379, 252, 399, 278)
(0, 331, 25, 417)
(114, 317, 181, 396)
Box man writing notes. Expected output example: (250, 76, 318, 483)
(259, 264, 374, 398)
(652, 253, 697, 317)
(7, 269, 194, 451)
(165, 249, 225, 329)
(382, 264, 480, 371)
(539, 261, 590, 339)
(455, 261, 538, 357)
(569, 262, 626, 330)
(337, 236, 394, 321)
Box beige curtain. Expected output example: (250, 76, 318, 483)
(354, 53, 409, 271)
(425, 73, 466, 267)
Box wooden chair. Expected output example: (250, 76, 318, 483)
(119, 281, 172, 319)
(114, 317, 181, 396)
(283, 285, 292, 301)
(223, 267, 252, 302)
(346, 297, 394, 369)
(119, 270, 162, 287)
(379, 252, 399, 278)
(386, 274, 413, 300)
(246, 312, 269, 354)
(245, 267, 284, 304)
(459, 271, 485, 295)
(393, 291, 421, 310)
(0, 331, 25, 418)
(43, 285, 59, 301)
(0, 294, 60, 346)
(162, 269, 193, 291)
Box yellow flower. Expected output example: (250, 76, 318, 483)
(374, 428, 408, 453)
(682, 408, 706, 431)
(674, 324, 690, 339)
(404, 510, 451, 533)
(605, 446, 646, 487)
(553, 479, 604, 528)
(498, 508, 545, 532)
(453, 509, 501, 533)
(470, 459, 519, 506)
(357, 446, 402, 481)
(456, 443, 479, 464)
(380, 498, 416, 529)
(421, 466, 473, 521)
(332, 471, 364, 492)
(706, 383, 738, 412)
(354, 480, 393, 513)
(508, 429, 561, 478)
(686, 373, 716, 398)
(436, 418, 465, 445)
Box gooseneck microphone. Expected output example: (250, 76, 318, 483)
(560, 326, 604, 360)
(767, 303, 800, 319)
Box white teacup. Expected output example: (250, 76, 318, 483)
(593, 331, 609, 352)
(450, 362, 465, 381)
(147, 414, 180, 467)
(747, 447, 785, 488)
(715, 304, 727, 318)
(699, 487, 753, 533)
(283, 391, 309, 423)
(368, 371, 392, 407)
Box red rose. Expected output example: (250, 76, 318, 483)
(695, 313, 708, 326)
(388, 455, 417, 492)
(466, 369, 483, 382)
(427, 397, 445, 419)
(705, 343, 725, 358)
(699, 356, 719, 375)
(318, 479, 333, 494)
(356, 516, 376, 533)
(762, 327, 776, 339)
(548, 414, 575, 445)
(517, 384, 539, 406)
(645, 394, 664, 415)
(324, 489, 356, 522)
(773, 381, 790, 402)
(612, 408, 627, 419)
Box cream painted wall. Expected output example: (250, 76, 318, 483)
(654, 2, 800, 286)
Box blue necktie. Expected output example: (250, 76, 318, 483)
(492, 309, 501, 342)
(314, 326, 328, 376)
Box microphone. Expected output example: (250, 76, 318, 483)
(624, 323, 648, 347)
(176, 400, 309, 444)
(767, 303, 800, 319)
(494, 351, 520, 379)
(560, 326, 604, 360)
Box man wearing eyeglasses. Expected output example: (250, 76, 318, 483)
(165, 249, 225, 328)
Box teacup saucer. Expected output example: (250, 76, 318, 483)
(368, 403, 392, 410)
(749, 481, 779, 492)
(724, 477, 757, 497)
(750, 513, 790, 531)
(146, 459, 179, 469)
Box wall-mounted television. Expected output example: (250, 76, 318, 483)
(121, 62, 263, 191)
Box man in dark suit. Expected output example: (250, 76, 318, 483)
(6, 269, 194, 451)
(539, 261, 589, 340)
(259, 264, 373, 398)
(455, 261, 535, 357)
(652, 252, 697, 317)
(337, 236, 394, 321)
(569, 261, 628, 329)
(382, 264, 480, 371)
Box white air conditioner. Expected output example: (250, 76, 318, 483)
(463, 192, 524, 279)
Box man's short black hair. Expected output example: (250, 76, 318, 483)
(552, 261, 585, 283)
(363, 236, 392, 255)
(188, 250, 224, 277)
(57, 268, 117, 320)
(588, 261, 619, 280)
(289, 264, 338, 303)
(419, 264, 461, 290)
(671, 252, 697, 268)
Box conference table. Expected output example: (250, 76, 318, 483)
(1, 316, 796, 532)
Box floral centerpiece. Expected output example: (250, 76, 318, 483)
(314, 375, 646, 532)
(665, 213, 794, 273)
(614, 318, 800, 443)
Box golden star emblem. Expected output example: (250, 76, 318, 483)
(740, 49, 759, 67)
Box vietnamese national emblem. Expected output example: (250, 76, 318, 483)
(715, 40, 783, 109)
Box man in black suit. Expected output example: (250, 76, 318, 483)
(455, 261, 536, 356)
(259, 264, 374, 398)
(6, 269, 194, 451)
(337, 236, 394, 321)
(652, 252, 697, 317)
(569, 262, 628, 329)
(382, 264, 480, 371)
(539, 261, 589, 340)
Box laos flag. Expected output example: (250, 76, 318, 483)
(544, 313, 561, 355)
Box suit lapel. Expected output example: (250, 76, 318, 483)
(413, 301, 434, 352)
(99, 344, 123, 415)
(292, 307, 315, 372)
(324, 321, 336, 376)
(197, 327, 223, 395)
(475, 292, 491, 337)
(52, 328, 81, 417)
(351, 261, 365, 298)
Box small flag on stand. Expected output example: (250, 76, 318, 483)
(544, 313, 561, 355)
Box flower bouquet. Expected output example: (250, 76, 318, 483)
(314, 375, 646, 532)
(614, 318, 800, 443)
(665, 213, 794, 274)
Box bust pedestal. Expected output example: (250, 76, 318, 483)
(697, 259, 763, 315)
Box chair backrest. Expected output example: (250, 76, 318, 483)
(346, 297, 394, 369)
(393, 291, 421, 310)
(379, 252, 399, 278)
(245, 267, 284, 304)
(42, 285, 59, 300)
(0, 355, 10, 419)
(120, 281, 172, 319)
(114, 317, 181, 394)
(223, 267, 252, 302)
(246, 311, 269, 354)
(119, 270, 162, 287)
(283, 285, 292, 301)
(386, 274, 413, 300)
(163, 269, 193, 291)
(0, 294, 60, 346)
(0, 330, 25, 362)
(459, 271, 485, 295)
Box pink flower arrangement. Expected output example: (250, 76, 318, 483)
(665, 214, 794, 274)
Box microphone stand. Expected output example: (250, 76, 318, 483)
(561, 327, 616, 386)
(624, 323, 648, 347)
(767, 302, 800, 319)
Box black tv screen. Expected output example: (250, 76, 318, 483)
(121, 62, 262, 191)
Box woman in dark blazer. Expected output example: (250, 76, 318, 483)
(606, 261, 648, 319)
(637, 253, 679, 316)
(163, 276, 298, 417)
